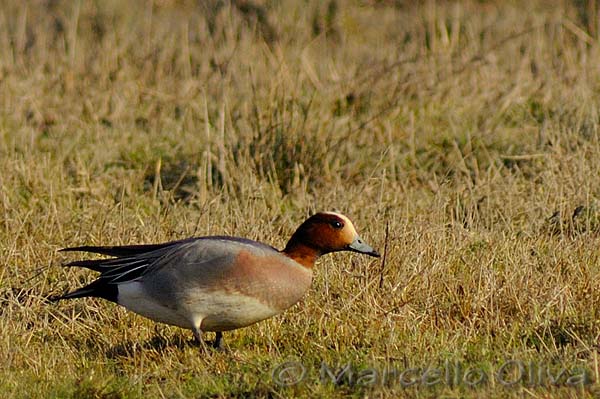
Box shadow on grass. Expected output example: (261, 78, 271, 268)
(105, 332, 222, 359)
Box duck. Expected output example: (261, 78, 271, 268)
(54, 212, 380, 349)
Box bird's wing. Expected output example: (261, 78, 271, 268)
(61, 236, 277, 284)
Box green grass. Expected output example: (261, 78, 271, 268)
(3, 0, 600, 397)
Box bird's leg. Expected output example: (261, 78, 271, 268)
(192, 327, 202, 343)
(213, 331, 223, 350)
(192, 326, 209, 351)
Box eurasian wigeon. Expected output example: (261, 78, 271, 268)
(54, 212, 380, 349)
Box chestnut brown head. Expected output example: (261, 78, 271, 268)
(284, 212, 380, 259)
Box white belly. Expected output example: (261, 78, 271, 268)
(118, 282, 192, 328)
(117, 281, 279, 331)
(185, 289, 280, 331)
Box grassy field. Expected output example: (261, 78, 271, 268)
(3, 0, 600, 397)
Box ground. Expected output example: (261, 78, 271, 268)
(1, 0, 600, 397)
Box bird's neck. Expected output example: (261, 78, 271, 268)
(282, 242, 320, 268)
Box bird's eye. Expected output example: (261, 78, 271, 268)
(331, 220, 344, 229)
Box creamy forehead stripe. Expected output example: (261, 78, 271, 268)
(322, 211, 357, 236)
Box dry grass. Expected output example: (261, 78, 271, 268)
(2, 0, 600, 397)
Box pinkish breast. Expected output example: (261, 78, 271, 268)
(223, 250, 314, 312)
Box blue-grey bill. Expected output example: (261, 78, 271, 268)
(348, 236, 380, 257)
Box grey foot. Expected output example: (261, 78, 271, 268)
(213, 331, 224, 350)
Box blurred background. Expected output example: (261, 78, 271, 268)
(2, 1, 600, 397)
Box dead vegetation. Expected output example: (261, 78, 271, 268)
(1, 0, 600, 397)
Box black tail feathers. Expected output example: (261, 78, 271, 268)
(52, 279, 118, 303)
